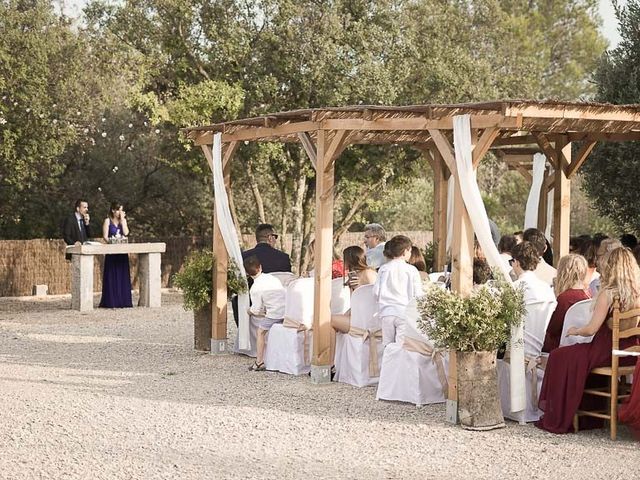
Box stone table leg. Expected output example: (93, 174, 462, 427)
(138, 252, 161, 307)
(72, 254, 94, 312)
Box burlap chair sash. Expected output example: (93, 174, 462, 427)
(402, 336, 449, 395)
(347, 326, 383, 377)
(283, 317, 311, 365)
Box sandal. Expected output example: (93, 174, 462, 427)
(248, 362, 266, 371)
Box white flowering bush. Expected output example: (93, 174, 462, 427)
(417, 277, 525, 352)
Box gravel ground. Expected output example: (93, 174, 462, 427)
(1, 292, 639, 480)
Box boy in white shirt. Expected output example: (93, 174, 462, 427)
(373, 235, 424, 347)
(244, 255, 286, 371)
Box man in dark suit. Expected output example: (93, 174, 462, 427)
(62, 199, 92, 260)
(233, 224, 291, 325)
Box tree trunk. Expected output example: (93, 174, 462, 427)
(289, 146, 307, 275)
(456, 351, 505, 430)
(245, 157, 266, 224)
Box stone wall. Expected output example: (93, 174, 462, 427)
(0, 230, 432, 297)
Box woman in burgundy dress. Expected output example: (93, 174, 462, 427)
(542, 254, 591, 353)
(536, 247, 640, 434)
(99, 202, 133, 308)
(619, 358, 640, 439)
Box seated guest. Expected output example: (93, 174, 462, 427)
(620, 233, 639, 250)
(634, 245, 640, 266)
(330, 246, 378, 361)
(513, 231, 524, 244)
(473, 258, 492, 286)
(408, 246, 430, 282)
(543, 238, 554, 267)
(498, 234, 518, 277)
(331, 248, 345, 279)
(363, 223, 387, 269)
(590, 238, 622, 296)
(578, 238, 599, 286)
(536, 247, 640, 434)
(374, 235, 424, 347)
(511, 241, 555, 304)
(523, 228, 556, 286)
(244, 255, 286, 372)
(542, 254, 591, 353)
(233, 224, 291, 326)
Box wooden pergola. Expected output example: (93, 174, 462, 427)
(184, 100, 640, 400)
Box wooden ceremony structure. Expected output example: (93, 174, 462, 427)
(184, 100, 640, 399)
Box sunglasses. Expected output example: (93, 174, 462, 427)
(269, 233, 279, 239)
(508, 258, 515, 266)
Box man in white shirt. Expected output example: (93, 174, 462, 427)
(523, 228, 556, 287)
(244, 255, 286, 371)
(364, 223, 387, 269)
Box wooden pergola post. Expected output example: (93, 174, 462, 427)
(553, 137, 571, 265)
(201, 141, 238, 353)
(311, 129, 349, 383)
(432, 150, 449, 272)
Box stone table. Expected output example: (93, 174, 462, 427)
(66, 243, 166, 312)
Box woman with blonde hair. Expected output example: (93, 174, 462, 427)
(542, 254, 591, 352)
(536, 247, 640, 433)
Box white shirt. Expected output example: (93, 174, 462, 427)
(533, 258, 557, 287)
(366, 243, 386, 269)
(249, 273, 286, 320)
(514, 271, 555, 304)
(373, 258, 424, 319)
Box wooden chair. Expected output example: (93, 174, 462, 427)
(573, 298, 640, 440)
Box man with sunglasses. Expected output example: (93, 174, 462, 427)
(233, 224, 292, 326)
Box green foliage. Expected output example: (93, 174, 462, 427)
(582, 0, 640, 235)
(172, 249, 247, 311)
(417, 277, 526, 352)
(423, 241, 438, 273)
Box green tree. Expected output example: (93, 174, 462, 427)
(582, 0, 640, 234)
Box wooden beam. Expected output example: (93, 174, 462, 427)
(553, 139, 571, 266)
(472, 127, 500, 167)
(324, 129, 349, 171)
(297, 132, 317, 170)
(533, 132, 559, 170)
(222, 141, 239, 171)
(428, 129, 457, 176)
(311, 129, 334, 381)
(322, 114, 522, 132)
(491, 134, 537, 147)
(430, 150, 448, 272)
(200, 144, 229, 345)
(566, 141, 597, 178)
(193, 121, 318, 144)
(514, 165, 533, 184)
(567, 131, 640, 142)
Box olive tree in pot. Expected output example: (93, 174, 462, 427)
(172, 250, 247, 351)
(417, 277, 525, 430)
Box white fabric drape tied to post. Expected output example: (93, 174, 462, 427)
(452, 115, 526, 414)
(212, 133, 250, 350)
(524, 153, 547, 230)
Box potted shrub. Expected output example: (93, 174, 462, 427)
(417, 277, 525, 430)
(173, 249, 247, 351)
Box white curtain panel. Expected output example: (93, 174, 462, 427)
(212, 132, 251, 350)
(446, 176, 454, 255)
(524, 153, 547, 229)
(452, 115, 526, 415)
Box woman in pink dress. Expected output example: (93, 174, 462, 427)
(619, 358, 640, 439)
(536, 247, 640, 434)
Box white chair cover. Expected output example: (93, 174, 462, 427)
(334, 285, 382, 387)
(264, 278, 314, 375)
(560, 299, 595, 347)
(498, 299, 556, 422)
(270, 271, 298, 288)
(376, 300, 448, 405)
(330, 277, 351, 315)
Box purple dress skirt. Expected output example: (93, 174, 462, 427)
(99, 222, 133, 308)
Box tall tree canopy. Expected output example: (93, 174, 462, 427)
(582, 0, 640, 234)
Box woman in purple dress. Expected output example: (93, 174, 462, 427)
(99, 202, 132, 308)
